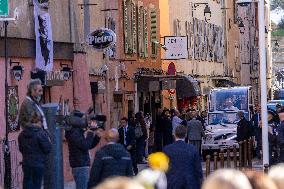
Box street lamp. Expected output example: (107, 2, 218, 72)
(238, 20, 245, 34)
(193, 3, 212, 23)
(236, 0, 253, 7)
(10, 60, 24, 81)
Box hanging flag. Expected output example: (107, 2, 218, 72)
(34, 0, 53, 72)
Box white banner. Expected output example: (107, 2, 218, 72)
(34, 1, 53, 72)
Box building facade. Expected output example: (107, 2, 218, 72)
(159, 0, 230, 111)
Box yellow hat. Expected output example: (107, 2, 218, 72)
(148, 152, 169, 172)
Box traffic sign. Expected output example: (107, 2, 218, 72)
(0, 0, 8, 17)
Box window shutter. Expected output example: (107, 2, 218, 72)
(144, 8, 149, 57)
(150, 8, 158, 57)
(132, 1, 137, 54)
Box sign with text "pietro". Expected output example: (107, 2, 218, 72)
(0, 0, 8, 16)
(164, 36, 188, 60)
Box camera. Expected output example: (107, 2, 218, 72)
(56, 110, 106, 131)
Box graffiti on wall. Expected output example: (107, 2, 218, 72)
(185, 18, 224, 63)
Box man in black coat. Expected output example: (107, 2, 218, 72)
(236, 111, 252, 142)
(18, 112, 52, 189)
(65, 111, 102, 189)
(118, 117, 138, 175)
(278, 109, 284, 162)
(163, 125, 203, 189)
(88, 129, 133, 188)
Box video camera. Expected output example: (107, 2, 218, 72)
(56, 109, 106, 131)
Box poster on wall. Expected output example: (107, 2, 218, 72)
(164, 36, 188, 60)
(8, 86, 19, 132)
(34, 0, 53, 72)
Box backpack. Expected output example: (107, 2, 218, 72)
(135, 123, 143, 139)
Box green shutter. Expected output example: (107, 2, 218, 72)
(144, 8, 149, 58)
(150, 8, 158, 57)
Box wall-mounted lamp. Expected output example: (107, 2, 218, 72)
(193, 3, 212, 23)
(10, 60, 24, 81)
(236, 0, 253, 7)
(238, 20, 245, 34)
(60, 63, 72, 81)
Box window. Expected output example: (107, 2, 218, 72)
(138, 6, 148, 58)
(150, 8, 158, 57)
(123, 0, 137, 55)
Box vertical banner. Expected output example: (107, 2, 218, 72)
(8, 86, 19, 132)
(34, 0, 53, 71)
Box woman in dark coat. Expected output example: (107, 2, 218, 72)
(18, 112, 52, 189)
(162, 109, 173, 146)
(134, 112, 148, 163)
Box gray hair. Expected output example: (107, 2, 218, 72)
(27, 79, 42, 96)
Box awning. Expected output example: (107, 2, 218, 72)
(137, 75, 180, 92)
(176, 74, 201, 98)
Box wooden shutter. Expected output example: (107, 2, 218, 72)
(150, 8, 158, 57)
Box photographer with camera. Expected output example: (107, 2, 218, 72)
(65, 110, 104, 189)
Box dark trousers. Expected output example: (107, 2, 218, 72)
(163, 132, 173, 147)
(23, 165, 44, 189)
(188, 140, 202, 155)
(129, 149, 138, 175)
(280, 148, 284, 163)
(136, 137, 145, 163)
(154, 131, 163, 152)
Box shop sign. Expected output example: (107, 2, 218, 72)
(87, 28, 116, 51)
(45, 71, 65, 86)
(164, 36, 188, 60)
(0, 0, 8, 16)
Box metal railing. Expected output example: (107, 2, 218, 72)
(205, 138, 254, 177)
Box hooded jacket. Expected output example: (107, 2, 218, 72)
(18, 125, 52, 168)
(65, 128, 100, 168)
(88, 143, 133, 188)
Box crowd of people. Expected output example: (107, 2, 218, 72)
(15, 79, 284, 189)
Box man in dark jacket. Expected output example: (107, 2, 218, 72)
(163, 125, 203, 189)
(236, 111, 252, 142)
(118, 117, 138, 175)
(65, 111, 102, 189)
(88, 129, 133, 188)
(278, 109, 284, 162)
(187, 110, 205, 155)
(18, 112, 52, 189)
(251, 105, 262, 159)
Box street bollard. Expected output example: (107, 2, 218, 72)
(244, 140, 248, 167)
(214, 152, 218, 170)
(42, 103, 64, 189)
(239, 141, 243, 168)
(205, 155, 211, 177)
(227, 148, 231, 168)
(220, 150, 225, 168)
(264, 164, 269, 174)
(233, 146, 238, 168)
(248, 138, 252, 168)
